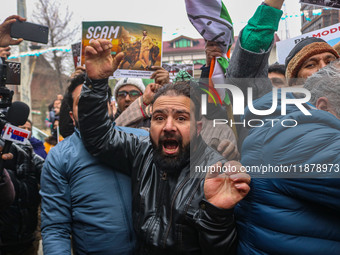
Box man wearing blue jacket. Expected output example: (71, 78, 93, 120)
(202, 0, 340, 253)
(236, 60, 340, 255)
(40, 72, 148, 255)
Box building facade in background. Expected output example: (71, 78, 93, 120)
(301, 3, 340, 34)
(162, 34, 281, 78)
(162, 36, 206, 78)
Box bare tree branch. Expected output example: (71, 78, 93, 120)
(32, 0, 79, 91)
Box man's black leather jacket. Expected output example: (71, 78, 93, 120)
(78, 79, 237, 255)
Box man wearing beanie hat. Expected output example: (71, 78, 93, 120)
(113, 77, 145, 119)
(285, 37, 339, 85)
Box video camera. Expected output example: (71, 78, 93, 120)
(0, 57, 29, 176)
(0, 57, 21, 109)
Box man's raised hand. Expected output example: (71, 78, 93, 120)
(85, 39, 124, 80)
(205, 41, 223, 67)
(150, 66, 170, 85)
(143, 83, 162, 105)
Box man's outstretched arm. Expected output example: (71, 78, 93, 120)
(78, 39, 141, 175)
(226, 0, 284, 101)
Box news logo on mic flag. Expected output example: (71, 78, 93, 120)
(185, 0, 234, 53)
(1, 124, 30, 144)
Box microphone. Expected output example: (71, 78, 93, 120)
(6, 101, 30, 126)
(0, 101, 30, 176)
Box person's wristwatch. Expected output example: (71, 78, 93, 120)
(261, 1, 269, 6)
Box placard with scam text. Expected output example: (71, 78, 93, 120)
(81, 21, 162, 78)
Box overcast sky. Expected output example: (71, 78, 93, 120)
(2, 0, 303, 44)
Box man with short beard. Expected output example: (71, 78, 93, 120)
(78, 39, 251, 254)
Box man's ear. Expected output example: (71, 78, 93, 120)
(316, 97, 331, 112)
(69, 111, 76, 126)
(196, 120, 202, 136)
(316, 97, 340, 118)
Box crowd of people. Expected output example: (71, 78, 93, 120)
(0, 0, 340, 254)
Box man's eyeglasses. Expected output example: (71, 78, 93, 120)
(117, 90, 142, 99)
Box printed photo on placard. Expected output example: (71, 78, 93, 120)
(81, 21, 162, 78)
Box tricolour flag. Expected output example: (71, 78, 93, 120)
(185, 0, 234, 53)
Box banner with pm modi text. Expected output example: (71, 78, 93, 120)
(276, 22, 340, 64)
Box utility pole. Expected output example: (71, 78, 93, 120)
(283, 3, 291, 39)
(17, 0, 33, 116)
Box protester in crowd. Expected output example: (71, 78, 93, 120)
(268, 63, 287, 88)
(303, 60, 340, 118)
(113, 66, 169, 127)
(59, 95, 74, 138)
(113, 77, 145, 119)
(48, 94, 63, 112)
(45, 98, 61, 130)
(115, 81, 157, 128)
(236, 59, 340, 255)
(0, 168, 15, 211)
(285, 37, 339, 86)
(48, 99, 61, 125)
(46, 99, 63, 152)
(19, 119, 47, 159)
(0, 133, 44, 255)
(44, 117, 63, 154)
(113, 66, 169, 118)
(40, 72, 148, 255)
(115, 77, 240, 160)
(116, 48, 238, 160)
(78, 38, 250, 254)
(59, 67, 87, 138)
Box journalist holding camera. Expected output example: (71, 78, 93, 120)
(0, 15, 45, 255)
(0, 14, 26, 211)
